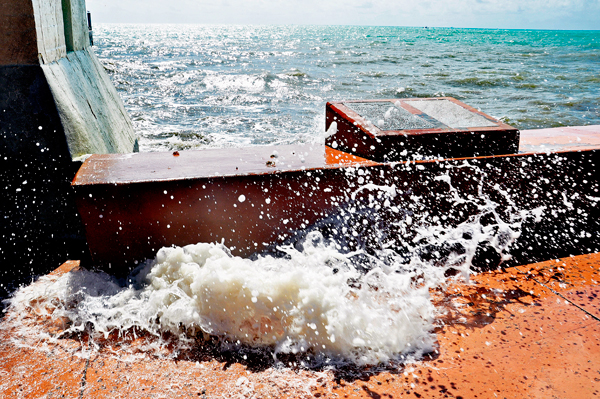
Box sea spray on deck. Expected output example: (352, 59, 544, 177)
(3, 237, 438, 366)
(2, 167, 547, 367)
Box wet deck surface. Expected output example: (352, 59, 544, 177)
(73, 145, 378, 185)
(73, 125, 600, 186)
(1, 253, 599, 398)
(519, 125, 600, 153)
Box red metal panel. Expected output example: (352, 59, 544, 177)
(73, 144, 381, 271)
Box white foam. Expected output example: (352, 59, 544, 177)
(5, 236, 439, 366)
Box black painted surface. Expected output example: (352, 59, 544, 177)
(0, 65, 89, 308)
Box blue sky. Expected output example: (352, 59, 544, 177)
(87, 0, 600, 30)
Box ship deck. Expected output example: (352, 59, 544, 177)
(1, 252, 598, 398)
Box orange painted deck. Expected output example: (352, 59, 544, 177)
(1, 253, 599, 398)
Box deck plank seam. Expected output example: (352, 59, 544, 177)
(515, 265, 600, 323)
(79, 356, 90, 398)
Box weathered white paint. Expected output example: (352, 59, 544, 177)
(42, 47, 137, 157)
(61, 0, 88, 51)
(30, 0, 137, 157)
(2, 0, 137, 158)
(32, 0, 67, 64)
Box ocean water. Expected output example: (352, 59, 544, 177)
(94, 24, 600, 152)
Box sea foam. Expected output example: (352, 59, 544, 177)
(5, 234, 440, 366)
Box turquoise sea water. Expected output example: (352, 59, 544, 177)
(95, 25, 600, 151)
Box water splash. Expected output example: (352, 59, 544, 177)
(2, 165, 545, 368)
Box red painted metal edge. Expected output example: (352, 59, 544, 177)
(73, 143, 378, 186)
(324, 98, 520, 161)
(520, 125, 600, 153)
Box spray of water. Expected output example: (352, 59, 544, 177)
(2, 165, 542, 367)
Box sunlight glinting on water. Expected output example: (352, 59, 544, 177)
(94, 25, 600, 152)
